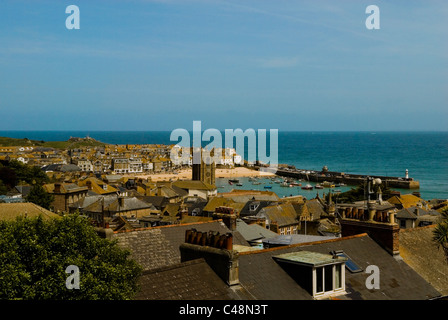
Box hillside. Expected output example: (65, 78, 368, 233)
(0, 136, 109, 150)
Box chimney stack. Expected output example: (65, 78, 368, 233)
(119, 196, 125, 208)
(214, 206, 237, 231)
(54, 183, 62, 193)
(180, 229, 238, 286)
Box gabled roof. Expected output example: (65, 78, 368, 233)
(71, 195, 155, 213)
(203, 195, 244, 212)
(14, 185, 32, 197)
(256, 203, 299, 227)
(396, 208, 418, 220)
(239, 200, 273, 217)
(387, 194, 425, 208)
(0, 202, 60, 221)
(78, 177, 118, 195)
(44, 183, 88, 194)
(138, 196, 169, 209)
(236, 218, 278, 242)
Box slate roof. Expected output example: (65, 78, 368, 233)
(42, 163, 81, 172)
(219, 190, 280, 203)
(399, 225, 448, 296)
(256, 203, 299, 227)
(262, 234, 338, 247)
(114, 220, 249, 272)
(239, 200, 274, 217)
(236, 219, 278, 242)
(138, 196, 169, 210)
(43, 183, 88, 194)
(134, 258, 239, 300)
(172, 180, 217, 191)
(70, 194, 156, 213)
(0, 202, 60, 221)
(237, 233, 441, 300)
(14, 185, 32, 197)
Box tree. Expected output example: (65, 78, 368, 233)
(0, 166, 17, 189)
(26, 184, 54, 210)
(8, 160, 49, 185)
(433, 208, 448, 263)
(0, 214, 142, 299)
(0, 179, 8, 195)
(336, 182, 393, 203)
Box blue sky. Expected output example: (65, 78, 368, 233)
(0, 0, 447, 131)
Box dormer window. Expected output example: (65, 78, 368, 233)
(274, 251, 347, 299)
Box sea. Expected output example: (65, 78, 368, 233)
(1, 131, 447, 200)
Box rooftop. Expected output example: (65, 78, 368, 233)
(273, 251, 347, 267)
(0, 202, 60, 221)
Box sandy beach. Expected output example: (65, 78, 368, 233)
(126, 166, 275, 182)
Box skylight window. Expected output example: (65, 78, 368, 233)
(331, 250, 362, 273)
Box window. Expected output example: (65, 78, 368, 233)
(400, 219, 406, 228)
(324, 265, 333, 291)
(314, 264, 344, 298)
(335, 264, 342, 289)
(315, 267, 323, 293)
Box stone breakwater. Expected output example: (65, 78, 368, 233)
(272, 167, 420, 189)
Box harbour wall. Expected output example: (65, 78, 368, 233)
(269, 168, 420, 189)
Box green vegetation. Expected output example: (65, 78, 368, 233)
(334, 182, 393, 203)
(0, 160, 50, 195)
(0, 136, 108, 150)
(26, 184, 54, 210)
(0, 214, 142, 299)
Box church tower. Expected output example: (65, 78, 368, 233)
(192, 149, 216, 185)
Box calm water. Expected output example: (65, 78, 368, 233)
(1, 131, 447, 200)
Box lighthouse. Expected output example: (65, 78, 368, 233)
(405, 169, 409, 179)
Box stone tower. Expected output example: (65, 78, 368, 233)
(192, 149, 216, 185)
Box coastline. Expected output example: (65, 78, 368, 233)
(124, 166, 275, 182)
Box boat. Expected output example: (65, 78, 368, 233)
(236, 183, 243, 186)
(280, 182, 289, 187)
(322, 181, 335, 188)
(314, 184, 324, 189)
(229, 179, 239, 183)
(252, 182, 262, 185)
(301, 184, 313, 190)
(264, 185, 272, 189)
(228, 181, 233, 185)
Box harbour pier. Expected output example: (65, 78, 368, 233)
(260, 165, 420, 189)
